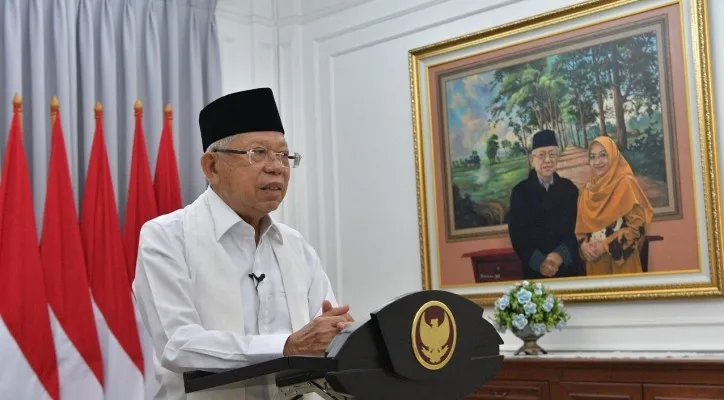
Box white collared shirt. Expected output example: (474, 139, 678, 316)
(133, 188, 337, 399)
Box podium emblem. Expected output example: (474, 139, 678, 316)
(411, 300, 457, 370)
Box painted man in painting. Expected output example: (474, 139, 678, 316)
(507, 130, 583, 279)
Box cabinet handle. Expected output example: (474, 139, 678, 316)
(492, 391, 508, 398)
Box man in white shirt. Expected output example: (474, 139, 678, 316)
(133, 88, 352, 400)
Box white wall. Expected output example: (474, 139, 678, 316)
(214, 0, 373, 251)
(215, 0, 305, 229)
(285, 0, 724, 352)
(222, 0, 724, 352)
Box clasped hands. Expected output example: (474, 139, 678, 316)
(581, 239, 606, 261)
(283, 300, 354, 356)
(540, 252, 563, 277)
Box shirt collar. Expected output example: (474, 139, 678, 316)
(204, 186, 282, 243)
(538, 173, 556, 187)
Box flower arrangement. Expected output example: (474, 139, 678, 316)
(492, 281, 570, 337)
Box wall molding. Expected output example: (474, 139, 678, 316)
(312, 0, 451, 43)
(237, 0, 724, 351)
(305, 0, 523, 306)
(276, 0, 373, 26)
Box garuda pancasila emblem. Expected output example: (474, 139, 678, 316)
(412, 301, 457, 370)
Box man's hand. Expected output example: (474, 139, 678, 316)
(322, 300, 354, 326)
(546, 252, 563, 267)
(539, 258, 559, 277)
(540, 251, 562, 277)
(283, 302, 353, 356)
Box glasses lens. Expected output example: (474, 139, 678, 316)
(249, 149, 267, 164)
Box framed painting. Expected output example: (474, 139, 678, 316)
(409, 0, 724, 303)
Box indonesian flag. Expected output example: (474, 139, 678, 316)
(123, 101, 162, 399)
(154, 104, 182, 215)
(0, 95, 59, 399)
(40, 108, 104, 399)
(123, 101, 158, 285)
(80, 102, 144, 400)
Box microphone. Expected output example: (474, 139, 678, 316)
(249, 273, 266, 289)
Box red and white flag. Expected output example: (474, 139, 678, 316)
(154, 104, 183, 215)
(40, 108, 104, 399)
(124, 101, 158, 285)
(80, 102, 144, 400)
(0, 95, 59, 399)
(123, 101, 162, 399)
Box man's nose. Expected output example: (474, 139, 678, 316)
(263, 158, 284, 173)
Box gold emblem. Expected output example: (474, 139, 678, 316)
(411, 300, 456, 370)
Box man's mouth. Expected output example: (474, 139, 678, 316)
(261, 183, 284, 191)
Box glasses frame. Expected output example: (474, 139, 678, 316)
(531, 150, 560, 161)
(212, 148, 302, 168)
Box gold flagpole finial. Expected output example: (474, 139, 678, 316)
(164, 104, 173, 122)
(51, 96, 60, 125)
(95, 101, 103, 120)
(13, 93, 22, 112)
(134, 99, 143, 116)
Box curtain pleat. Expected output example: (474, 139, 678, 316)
(27, 0, 49, 229)
(76, 0, 96, 203)
(0, 0, 222, 225)
(142, 5, 162, 177)
(121, 0, 138, 220)
(0, 0, 22, 152)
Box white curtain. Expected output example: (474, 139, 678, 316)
(0, 0, 222, 225)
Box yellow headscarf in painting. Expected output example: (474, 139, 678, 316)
(575, 136, 654, 234)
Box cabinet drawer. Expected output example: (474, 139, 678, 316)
(644, 384, 724, 399)
(551, 382, 642, 400)
(468, 380, 549, 399)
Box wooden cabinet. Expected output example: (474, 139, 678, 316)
(552, 382, 642, 400)
(468, 357, 724, 400)
(643, 384, 724, 399)
(468, 380, 549, 399)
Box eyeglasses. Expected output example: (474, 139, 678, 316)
(212, 148, 302, 168)
(532, 151, 559, 161)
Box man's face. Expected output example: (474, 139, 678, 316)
(529, 145, 558, 179)
(202, 132, 291, 220)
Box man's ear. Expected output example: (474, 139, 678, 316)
(200, 153, 220, 185)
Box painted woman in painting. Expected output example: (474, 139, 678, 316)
(575, 136, 655, 276)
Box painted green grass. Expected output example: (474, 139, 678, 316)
(451, 156, 529, 206)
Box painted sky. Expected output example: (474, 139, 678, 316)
(444, 70, 521, 161)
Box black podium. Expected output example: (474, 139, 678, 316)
(183, 290, 504, 399)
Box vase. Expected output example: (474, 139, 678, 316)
(513, 326, 547, 356)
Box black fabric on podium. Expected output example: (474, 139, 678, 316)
(183, 290, 504, 400)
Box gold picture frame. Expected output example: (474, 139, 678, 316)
(409, 0, 723, 304)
